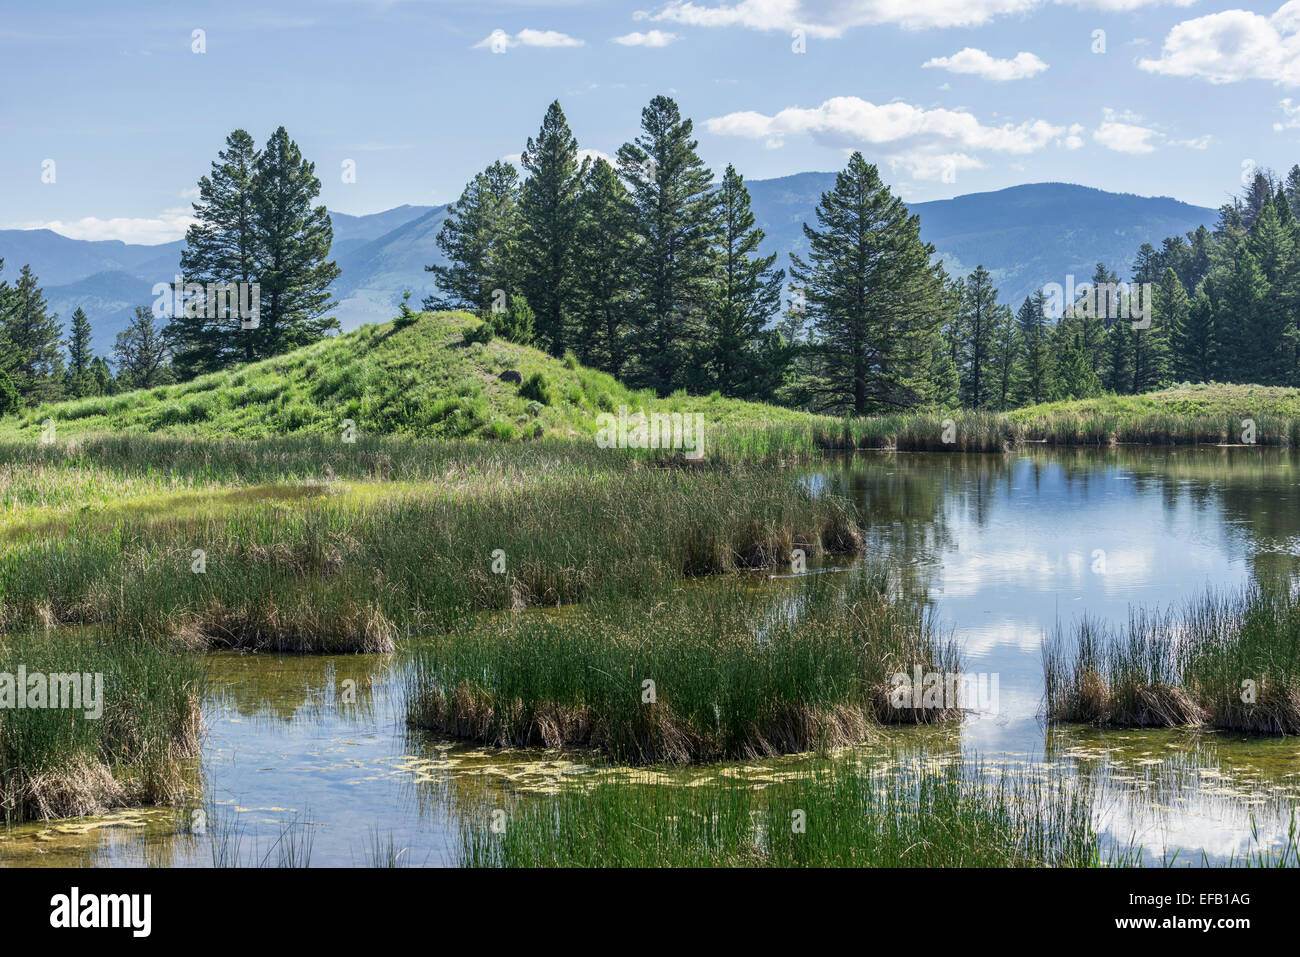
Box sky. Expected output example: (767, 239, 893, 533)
(3, 0, 1300, 244)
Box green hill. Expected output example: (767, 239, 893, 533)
(0, 311, 813, 442)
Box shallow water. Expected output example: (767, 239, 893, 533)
(3, 446, 1300, 866)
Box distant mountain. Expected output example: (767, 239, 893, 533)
(746, 175, 1217, 306)
(0, 181, 1216, 355)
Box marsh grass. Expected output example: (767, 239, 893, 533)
(406, 569, 959, 764)
(0, 465, 862, 652)
(1045, 584, 1300, 733)
(457, 756, 1106, 867)
(0, 629, 202, 823)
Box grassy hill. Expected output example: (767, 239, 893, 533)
(0, 311, 812, 442)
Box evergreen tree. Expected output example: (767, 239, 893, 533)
(788, 152, 948, 415)
(113, 307, 172, 389)
(1052, 331, 1102, 400)
(517, 101, 583, 355)
(1217, 250, 1270, 383)
(250, 126, 341, 358)
(617, 95, 719, 394)
(698, 164, 784, 398)
(426, 161, 520, 313)
(66, 306, 95, 398)
(1102, 321, 1132, 394)
(956, 265, 1002, 409)
(989, 305, 1019, 410)
(0, 264, 62, 402)
(1013, 291, 1053, 405)
(571, 159, 634, 377)
(0, 261, 18, 414)
(173, 129, 260, 375)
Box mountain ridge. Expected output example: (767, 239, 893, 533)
(0, 179, 1217, 355)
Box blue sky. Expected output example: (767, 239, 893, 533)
(3, 0, 1300, 243)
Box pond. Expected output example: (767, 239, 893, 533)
(3, 446, 1299, 866)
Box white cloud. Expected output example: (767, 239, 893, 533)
(1139, 2, 1300, 85)
(474, 28, 584, 51)
(11, 209, 195, 244)
(612, 29, 678, 46)
(922, 47, 1048, 81)
(650, 0, 1192, 37)
(705, 96, 1064, 153)
(1063, 122, 1086, 149)
(1275, 96, 1300, 130)
(1091, 108, 1209, 153)
(705, 96, 1066, 181)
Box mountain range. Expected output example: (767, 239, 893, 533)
(0, 176, 1217, 356)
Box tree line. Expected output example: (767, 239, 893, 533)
(8, 100, 1300, 420)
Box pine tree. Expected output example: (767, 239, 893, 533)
(957, 265, 1002, 409)
(173, 129, 260, 375)
(1244, 200, 1300, 384)
(66, 306, 95, 398)
(517, 101, 583, 355)
(113, 306, 173, 389)
(426, 161, 520, 313)
(617, 95, 719, 394)
(699, 164, 784, 398)
(572, 159, 634, 377)
(788, 152, 948, 415)
(1102, 321, 1132, 394)
(250, 127, 340, 358)
(989, 305, 1019, 410)
(1013, 291, 1053, 405)
(0, 260, 18, 414)
(0, 264, 62, 402)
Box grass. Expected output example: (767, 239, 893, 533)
(0, 444, 863, 651)
(0, 628, 202, 823)
(8, 311, 1300, 457)
(1045, 583, 1300, 733)
(406, 568, 958, 764)
(0, 311, 818, 444)
(456, 754, 1112, 867)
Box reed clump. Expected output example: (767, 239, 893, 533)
(406, 568, 960, 764)
(1045, 585, 1300, 733)
(0, 628, 202, 823)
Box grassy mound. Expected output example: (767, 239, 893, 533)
(0, 311, 815, 443)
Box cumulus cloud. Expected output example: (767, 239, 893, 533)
(11, 209, 195, 244)
(922, 47, 1048, 81)
(1091, 108, 1209, 153)
(705, 96, 1064, 152)
(649, 0, 1192, 37)
(1139, 2, 1300, 85)
(475, 28, 584, 51)
(705, 96, 1067, 179)
(612, 29, 678, 46)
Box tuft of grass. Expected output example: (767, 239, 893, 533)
(1045, 583, 1300, 733)
(406, 568, 958, 764)
(0, 628, 202, 823)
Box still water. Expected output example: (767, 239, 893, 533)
(3, 446, 1300, 866)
